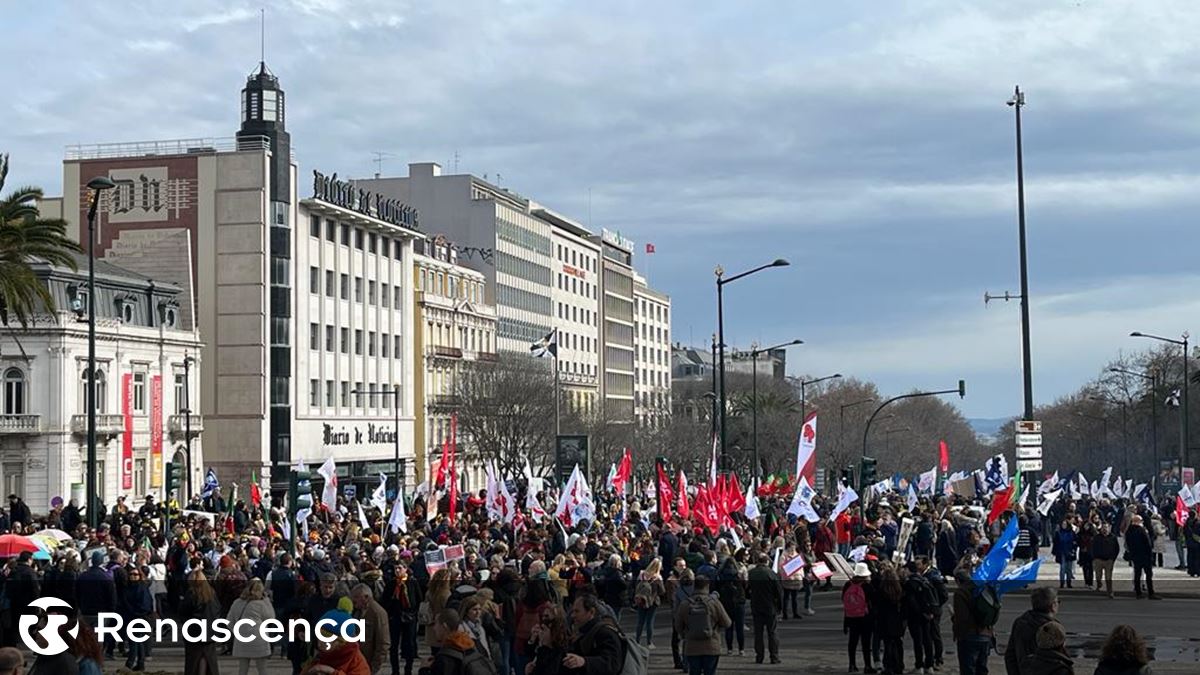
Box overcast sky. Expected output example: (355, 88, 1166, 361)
(5, 0, 1199, 419)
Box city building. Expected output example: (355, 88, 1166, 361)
(593, 230, 637, 422)
(671, 342, 787, 421)
(545, 210, 601, 416)
(633, 272, 671, 425)
(52, 62, 422, 495)
(0, 253, 201, 507)
(413, 235, 496, 490)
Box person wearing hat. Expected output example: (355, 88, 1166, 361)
(1019, 621, 1073, 675)
(842, 563, 875, 673)
(1003, 586, 1059, 675)
(303, 608, 369, 675)
(6, 495, 30, 529)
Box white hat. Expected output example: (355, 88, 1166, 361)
(853, 563, 871, 578)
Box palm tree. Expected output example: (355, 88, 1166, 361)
(0, 153, 82, 327)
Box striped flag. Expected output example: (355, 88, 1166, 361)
(794, 413, 817, 486)
(530, 329, 558, 358)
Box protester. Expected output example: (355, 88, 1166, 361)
(1004, 586, 1059, 675)
(633, 557, 666, 649)
(563, 594, 625, 675)
(1091, 523, 1120, 599)
(951, 563, 996, 675)
(179, 569, 222, 675)
(525, 605, 570, 675)
(1093, 625, 1154, 675)
(747, 552, 782, 665)
(121, 565, 155, 671)
(1020, 621, 1074, 675)
(350, 583, 391, 674)
(1123, 516, 1159, 600)
(842, 563, 875, 673)
(674, 575, 731, 675)
(1052, 520, 1078, 589)
(305, 609, 369, 675)
(225, 579, 275, 675)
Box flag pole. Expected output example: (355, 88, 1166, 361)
(554, 329, 561, 437)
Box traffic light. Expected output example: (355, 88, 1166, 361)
(290, 468, 313, 516)
(860, 456, 878, 487)
(841, 466, 856, 489)
(165, 462, 184, 500)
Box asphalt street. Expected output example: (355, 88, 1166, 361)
(29, 584, 1198, 675)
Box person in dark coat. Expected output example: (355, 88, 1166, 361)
(178, 569, 221, 675)
(1020, 621, 1074, 675)
(6, 496, 30, 529)
(1123, 516, 1159, 600)
(935, 520, 959, 576)
(382, 559, 424, 675)
(747, 554, 782, 665)
(1004, 586, 1059, 675)
(121, 567, 155, 671)
(873, 569, 906, 674)
(6, 551, 40, 626)
(562, 594, 625, 675)
(61, 499, 83, 535)
(1094, 624, 1154, 675)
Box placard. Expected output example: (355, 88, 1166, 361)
(444, 544, 466, 562)
(824, 552, 857, 581)
(809, 561, 834, 580)
(892, 517, 915, 564)
(780, 555, 807, 577)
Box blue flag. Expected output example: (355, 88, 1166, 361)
(972, 515, 1019, 583)
(995, 558, 1042, 596)
(200, 468, 220, 499)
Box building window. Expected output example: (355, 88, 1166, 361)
(393, 240, 403, 261)
(355, 329, 363, 355)
(355, 277, 363, 302)
(355, 382, 364, 408)
(132, 371, 147, 414)
(368, 386, 377, 408)
(381, 284, 389, 308)
(173, 373, 185, 414)
(325, 270, 334, 297)
(355, 228, 364, 249)
(340, 274, 349, 300)
(381, 333, 390, 358)
(309, 215, 320, 237)
(368, 232, 377, 253)
(326, 380, 335, 407)
(310, 323, 319, 350)
(368, 332, 376, 357)
(79, 368, 108, 414)
(340, 381, 349, 407)
(326, 325, 335, 351)
(310, 266, 319, 294)
(340, 328, 350, 354)
(368, 280, 376, 305)
(325, 219, 336, 242)
(309, 379, 319, 407)
(340, 224, 350, 246)
(394, 288, 402, 310)
(394, 335, 401, 358)
(270, 316, 289, 346)
(271, 376, 289, 405)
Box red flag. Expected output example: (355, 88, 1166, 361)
(677, 471, 691, 519)
(655, 460, 674, 521)
(939, 441, 950, 474)
(448, 414, 459, 524)
(250, 470, 262, 508)
(612, 448, 633, 494)
(693, 484, 716, 532)
(713, 474, 729, 525)
(727, 473, 747, 514)
(1177, 495, 1191, 528)
(987, 486, 1014, 525)
(435, 441, 450, 488)
(645, 243, 655, 254)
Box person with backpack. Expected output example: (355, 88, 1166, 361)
(417, 608, 492, 675)
(633, 557, 666, 649)
(715, 550, 747, 656)
(915, 556, 948, 670)
(842, 563, 875, 673)
(903, 562, 938, 675)
(951, 563, 998, 675)
(747, 553, 783, 665)
(563, 593, 626, 675)
(670, 568, 696, 671)
(673, 575, 731, 675)
(1003, 586, 1060, 675)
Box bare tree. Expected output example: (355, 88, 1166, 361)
(452, 353, 555, 478)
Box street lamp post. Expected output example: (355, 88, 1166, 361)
(750, 339, 803, 481)
(1077, 412, 1108, 475)
(800, 373, 842, 423)
(1110, 367, 1159, 482)
(353, 384, 403, 495)
(1011, 86, 1035, 422)
(182, 353, 195, 499)
(1131, 331, 1190, 468)
(862, 381, 966, 460)
(1090, 396, 1128, 477)
(715, 258, 789, 472)
(84, 176, 116, 529)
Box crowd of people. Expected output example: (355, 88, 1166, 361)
(0, 472, 1191, 675)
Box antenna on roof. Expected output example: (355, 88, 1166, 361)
(372, 151, 398, 178)
(453, 150, 460, 173)
(260, 8, 266, 64)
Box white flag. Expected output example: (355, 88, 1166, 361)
(917, 467, 937, 495)
(1038, 471, 1059, 496)
(1100, 467, 1113, 496)
(1180, 485, 1198, 509)
(829, 487, 860, 521)
(1037, 489, 1063, 516)
(1017, 482, 1031, 509)
(744, 480, 761, 520)
(795, 413, 818, 485)
(906, 484, 918, 512)
(317, 456, 338, 511)
(555, 465, 595, 527)
(371, 473, 388, 513)
(787, 476, 819, 521)
(388, 492, 408, 533)
(357, 502, 370, 530)
(709, 434, 719, 486)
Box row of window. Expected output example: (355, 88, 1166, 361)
(309, 267, 402, 310)
(309, 323, 401, 358)
(308, 379, 397, 410)
(426, 321, 493, 355)
(418, 266, 485, 305)
(558, 361, 597, 377)
(639, 324, 668, 343)
(497, 317, 551, 344)
(639, 298, 669, 324)
(603, 268, 634, 297)
(2, 367, 190, 417)
(555, 244, 596, 273)
(309, 216, 405, 260)
(556, 272, 595, 300)
(639, 345, 668, 367)
(638, 368, 668, 388)
(556, 330, 596, 355)
(557, 302, 596, 327)
(496, 218, 552, 257)
(496, 251, 552, 287)
(496, 284, 552, 317)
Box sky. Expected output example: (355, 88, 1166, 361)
(4, 0, 1200, 419)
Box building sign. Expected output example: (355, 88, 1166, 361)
(99, 167, 196, 223)
(122, 374, 134, 491)
(323, 422, 397, 447)
(600, 228, 634, 252)
(562, 264, 586, 280)
(312, 170, 419, 231)
(150, 375, 163, 488)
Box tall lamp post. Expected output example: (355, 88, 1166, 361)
(353, 384, 403, 495)
(84, 176, 116, 529)
(750, 339, 803, 481)
(1089, 395, 1128, 477)
(182, 353, 195, 499)
(1130, 331, 1190, 468)
(862, 381, 966, 460)
(1076, 411, 1108, 475)
(1109, 367, 1159, 482)
(800, 373, 842, 422)
(716, 258, 789, 472)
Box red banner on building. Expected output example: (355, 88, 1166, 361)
(151, 375, 163, 488)
(122, 373, 134, 490)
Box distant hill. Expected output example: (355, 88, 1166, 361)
(968, 417, 1011, 439)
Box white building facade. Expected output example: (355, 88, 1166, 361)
(634, 272, 672, 425)
(0, 256, 202, 510)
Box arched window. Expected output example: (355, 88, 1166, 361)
(3, 368, 26, 415)
(79, 369, 108, 414)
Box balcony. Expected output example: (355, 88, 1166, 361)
(70, 414, 125, 437)
(0, 415, 40, 434)
(475, 352, 499, 362)
(168, 414, 203, 438)
(429, 345, 463, 359)
(429, 395, 462, 409)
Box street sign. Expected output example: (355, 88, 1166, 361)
(1015, 420, 1042, 433)
(1015, 433, 1042, 447)
(1016, 446, 1042, 460)
(1017, 459, 1043, 472)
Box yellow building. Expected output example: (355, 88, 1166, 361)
(412, 235, 497, 488)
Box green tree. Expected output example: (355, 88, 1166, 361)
(0, 153, 81, 326)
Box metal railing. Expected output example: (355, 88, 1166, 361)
(167, 414, 204, 435)
(65, 136, 287, 160)
(70, 414, 125, 435)
(0, 415, 40, 433)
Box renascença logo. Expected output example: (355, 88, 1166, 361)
(20, 597, 79, 656)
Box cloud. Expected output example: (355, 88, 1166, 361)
(126, 39, 174, 53)
(182, 8, 257, 32)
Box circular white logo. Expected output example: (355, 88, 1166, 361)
(19, 597, 79, 656)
